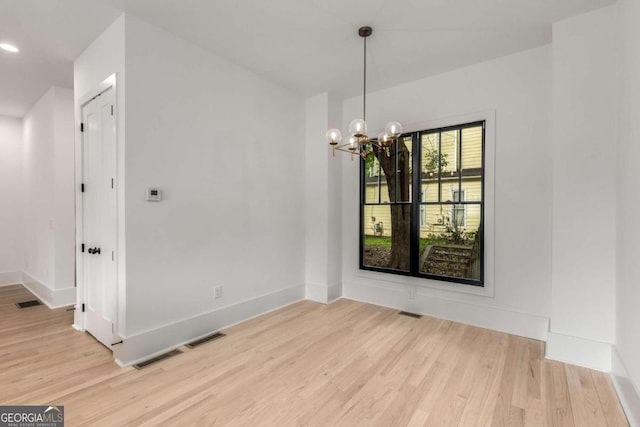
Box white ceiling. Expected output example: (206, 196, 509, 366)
(0, 0, 614, 118)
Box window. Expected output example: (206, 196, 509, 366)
(361, 121, 485, 286)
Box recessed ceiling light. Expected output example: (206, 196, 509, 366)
(0, 43, 19, 53)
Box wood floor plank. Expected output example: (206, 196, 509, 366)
(0, 285, 629, 427)
(591, 369, 631, 426)
(566, 364, 609, 427)
(545, 360, 576, 426)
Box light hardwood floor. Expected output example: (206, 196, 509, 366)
(0, 284, 629, 426)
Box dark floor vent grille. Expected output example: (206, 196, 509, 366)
(133, 349, 183, 369)
(16, 300, 42, 309)
(185, 332, 226, 349)
(398, 311, 422, 319)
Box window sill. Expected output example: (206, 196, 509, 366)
(353, 267, 494, 298)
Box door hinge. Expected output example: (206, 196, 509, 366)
(82, 303, 85, 312)
(80, 122, 84, 132)
(111, 178, 114, 189)
(111, 105, 114, 116)
(81, 244, 85, 253)
(81, 183, 85, 192)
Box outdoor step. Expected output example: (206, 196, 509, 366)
(430, 248, 472, 255)
(430, 250, 472, 257)
(436, 244, 474, 250)
(426, 257, 469, 264)
(423, 242, 474, 278)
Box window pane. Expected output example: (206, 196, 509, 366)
(420, 205, 480, 281)
(421, 182, 438, 206)
(363, 204, 410, 272)
(452, 204, 466, 228)
(364, 153, 380, 204)
(465, 204, 482, 235)
(461, 126, 482, 170)
(421, 133, 440, 202)
(440, 181, 459, 203)
(461, 125, 483, 202)
(440, 130, 458, 174)
(462, 176, 482, 202)
(419, 203, 447, 234)
(396, 136, 412, 202)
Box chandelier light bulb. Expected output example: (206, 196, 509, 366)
(325, 128, 342, 145)
(384, 121, 403, 138)
(348, 135, 358, 150)
(0, 43, 19, 53)
(349, 118, 367, 137)
(378, 132, 391, 146)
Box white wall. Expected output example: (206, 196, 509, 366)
(0, 116, 23, 284)
(341, 45, 553, 340)
(548, 6, 617, 371)
(305, 94, 330, 301)
(120, 15, 305, 358)
(21, 86, 75, 306)
(305, 93, 342, 303)
(53, 87, 75, 291)
(22, 90, 55, 288)
(73, 13, 306, 365)
(613, 0, 640, 423)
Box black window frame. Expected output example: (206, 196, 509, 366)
(359, 120, 485, 287)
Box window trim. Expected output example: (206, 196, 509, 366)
(357, 110, 495, 296)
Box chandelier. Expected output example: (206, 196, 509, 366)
(325, 26, 403, 159)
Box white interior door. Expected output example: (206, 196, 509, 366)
(81, 87, 117, 349)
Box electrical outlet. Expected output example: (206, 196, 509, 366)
(214, 286, 223, 299)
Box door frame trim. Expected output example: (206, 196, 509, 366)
(74, 74, 120, 340)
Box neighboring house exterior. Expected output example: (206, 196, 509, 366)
(364, 124, 483, 239)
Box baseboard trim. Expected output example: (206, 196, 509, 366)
(305, 283, 328, 303)
(327, 282, 342, 303)
(305, 282, 342, 304)
(343, 280, 549, 341)
(20, 271, 75, 309)
(545, 331, 612, 372)
(0, 271, 22, 286)
(611, 346, 640, 426)
(114, 284, 305, 367)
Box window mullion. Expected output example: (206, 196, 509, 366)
(359, 154, 365, 269)
(438, 131, 442, 203)
(410, 132, 421, 274)
(458, 128, 462, 196)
